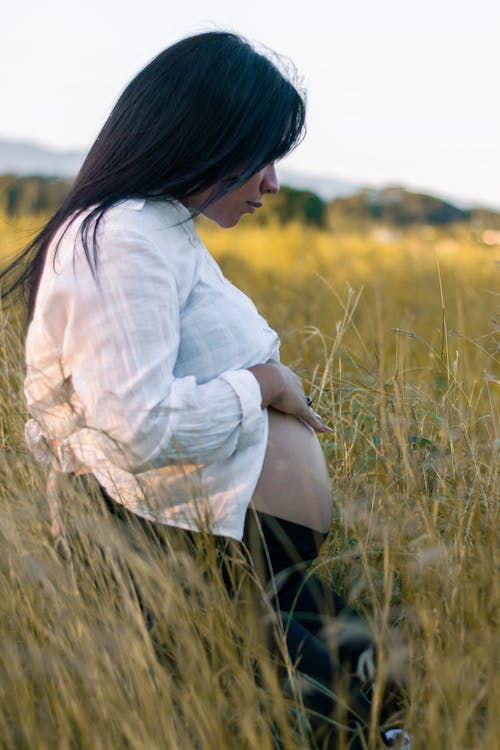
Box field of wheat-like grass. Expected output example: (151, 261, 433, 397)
(0, 215, 498, 748)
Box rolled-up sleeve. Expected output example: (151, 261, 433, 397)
(44, 226, 265, 473)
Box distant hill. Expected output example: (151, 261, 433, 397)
(0, 139, 85, 178)
(1, 139, 499, 230)
(327, 186, 500, 231)
(2, 174, 500, 231)
(329, 186, 467, 230)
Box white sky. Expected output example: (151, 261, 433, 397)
(1, 0, 499, 207)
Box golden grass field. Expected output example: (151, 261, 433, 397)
(0, 211, 498, 749)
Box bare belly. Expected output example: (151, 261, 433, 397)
(251, 408, 333, 533)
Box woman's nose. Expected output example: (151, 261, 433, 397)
(261, 163, 279, 194)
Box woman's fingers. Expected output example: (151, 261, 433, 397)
(301, 406, 333, 433)
(280, 375, 332, 431)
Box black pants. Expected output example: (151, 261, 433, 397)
(242, 509, 376, 747)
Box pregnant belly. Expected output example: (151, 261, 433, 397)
(251, 408, 333, 533)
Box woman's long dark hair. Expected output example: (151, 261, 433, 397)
(0, 31, 305, 314)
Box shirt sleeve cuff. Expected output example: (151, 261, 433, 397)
(218, 369, 265, 451)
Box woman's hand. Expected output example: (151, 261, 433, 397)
(247, 360, 330, 433)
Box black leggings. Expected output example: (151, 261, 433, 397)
(242, 509, 376, 746)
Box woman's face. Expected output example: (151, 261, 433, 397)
(188, 163, 279, 228)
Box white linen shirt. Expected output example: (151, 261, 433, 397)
(24, 198, 280, 540)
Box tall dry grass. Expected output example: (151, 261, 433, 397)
(0, 216, 499, 748)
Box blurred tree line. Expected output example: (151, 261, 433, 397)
(0, 175, 69, 217)
(1, 173, 499, 230)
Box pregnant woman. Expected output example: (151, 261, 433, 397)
(1, 32, 409, 749)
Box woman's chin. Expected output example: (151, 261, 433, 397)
(202, 211, 238, 229)
(214, 215, 241, 229)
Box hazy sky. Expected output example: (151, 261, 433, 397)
(2, 0, 499, 207)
